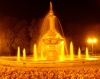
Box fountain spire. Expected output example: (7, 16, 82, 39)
(49, 2, 53, 15)
(50, 2, 53, 11)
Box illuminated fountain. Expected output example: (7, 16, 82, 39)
(36, 2, 65, 61)
(16, 2, 93, 62)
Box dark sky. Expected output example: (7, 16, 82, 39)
(0, 0, 100, 25)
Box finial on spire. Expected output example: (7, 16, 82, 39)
(50, 1, 52, 11)
(49, 1, 53, 15)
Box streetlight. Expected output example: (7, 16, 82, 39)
(88, 38, 97, 55)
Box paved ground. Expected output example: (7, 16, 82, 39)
(0, 63, 100, 69)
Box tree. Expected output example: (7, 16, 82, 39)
(0, 29, 15, 55)
(29, 18, 43, 53)
(0, 16, 18, 34)
(13, 28, 30, 55)
(66, 23, 83, 54)
(14, 20, 28, 34)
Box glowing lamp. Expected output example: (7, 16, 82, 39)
(87, 38, 97, 54)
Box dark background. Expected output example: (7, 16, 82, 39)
(0, 0, 100, 24)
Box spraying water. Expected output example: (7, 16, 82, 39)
(40, 42, 44, 60)
(23, 48, 26, 60)
(60, 41, 65, 61)
(78, 47, 81, 58)
(17, 46, 20, 61)
(70, 42, 74, 60)
(86, 47, 89, 59)
(33, 44, 37, 61)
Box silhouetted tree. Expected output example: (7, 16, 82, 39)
(29, 19, 37, 42)
(0, 29, 15, 55)
(13, 28, 30, 55)
(0, 16, 18, 33)
(14, 20, 28, 34)
(66, 23, 83, 54)
(29, 18, 43, 53)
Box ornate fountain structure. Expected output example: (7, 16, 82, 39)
(37, 2, 65, 61)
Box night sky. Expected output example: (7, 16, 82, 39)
(0, 0, 100, 24)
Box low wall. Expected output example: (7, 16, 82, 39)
(0, 58, 100, 68)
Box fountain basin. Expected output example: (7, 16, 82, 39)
(0, 56, 100, 67)
(42, 38, 63, 45)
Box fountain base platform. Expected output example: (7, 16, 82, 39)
(0, 56, 100, 68)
